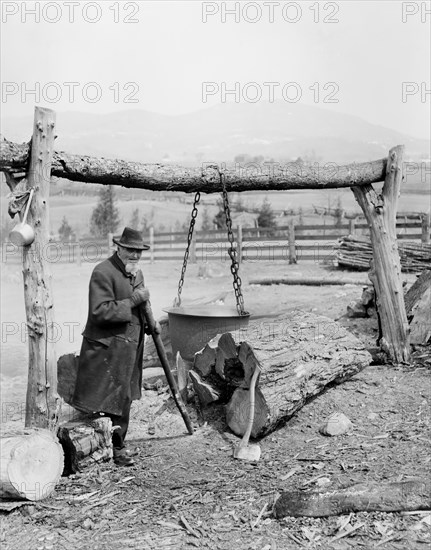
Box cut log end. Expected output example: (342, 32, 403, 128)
(1, 430, 64, 501)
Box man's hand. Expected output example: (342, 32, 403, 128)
(144, 320, 161, 335)
(130, 288, 150, 307)
(153, 321, 162, 335)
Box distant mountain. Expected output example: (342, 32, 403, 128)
(1, 102, 429, 164)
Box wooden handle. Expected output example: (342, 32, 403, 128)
(239, 365, 260, 447)
(141, 301, 194, 435)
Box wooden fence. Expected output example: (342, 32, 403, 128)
(2, 214, 430, 266)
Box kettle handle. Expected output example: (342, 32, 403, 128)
(21, 189, 34, 224)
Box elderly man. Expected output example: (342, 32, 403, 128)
(72, 227, 159, 466)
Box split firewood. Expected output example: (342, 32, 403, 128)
(194, 335, 220, 378)
(273, 479, 431, 518)
(215, 333, 240, 381)
(336, 236, 431, 273)
(189, 371, 221, 407)
(191, 311, 371, 438)
(57, 417, 112, 476)
(0, 429, 64, 501)
(175, 352, 189, 402)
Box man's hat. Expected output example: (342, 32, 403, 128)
(112, 227, 150, 250)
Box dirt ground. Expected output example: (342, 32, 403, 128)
(1, 260, 430, 549)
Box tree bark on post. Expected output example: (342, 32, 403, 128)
(23, 107, 60, 428)
(351, 146, 410, 363)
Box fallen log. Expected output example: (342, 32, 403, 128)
(1, 430, 64, 501)
(249, 277, 368, 286)
(273, 479, 431, 518)
(191, 311, 372, 437)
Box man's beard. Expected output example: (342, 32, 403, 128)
(125, 262, 139, 276)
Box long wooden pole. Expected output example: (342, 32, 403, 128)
(22, 107, 60, 428)
(0, 136, 388, 192)
(141, 302, 194, 435)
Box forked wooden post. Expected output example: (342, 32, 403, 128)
(23, 107, 60, 428)
(352, 146, 410, 363)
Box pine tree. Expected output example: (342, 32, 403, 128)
(129, 208, 140, 230)
(58, 216, 75, 241)
(90, 185, 120, 237)
(201, 208, 213, 231)
(257, 197, 276, 230)
(213, 199, 226, 230)
(334, 196, 344, 228)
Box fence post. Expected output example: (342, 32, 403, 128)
(421, 213, 430, 244)
(288, 219, 297, 264)
(190, 232, 197, 263)
(237, 225, 243, 264)
(348, 218, 356, 236)
(149, 227, 154, 263)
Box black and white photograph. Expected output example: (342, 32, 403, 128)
(0, 1, 430, 548)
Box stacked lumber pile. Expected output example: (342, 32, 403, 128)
(190, 310, 372, 438)
(336, 236, 431, 272)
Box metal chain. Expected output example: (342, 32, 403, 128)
(220, 172, 248, 316)
(175, 191, 201, 306)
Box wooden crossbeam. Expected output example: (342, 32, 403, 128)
(0, 136, 388, 192)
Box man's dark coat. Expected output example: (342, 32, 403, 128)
(71, 252, 146, 415)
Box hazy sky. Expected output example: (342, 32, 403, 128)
(1, 0, 430, 139)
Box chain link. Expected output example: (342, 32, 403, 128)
(175, 191, 200, 306)
(175, 174, 248, 316)
(220, 172, 248, 316)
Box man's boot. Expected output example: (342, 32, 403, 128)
(113, 447, 135, 467)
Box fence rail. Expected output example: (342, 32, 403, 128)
(2, 215, 430, 266)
